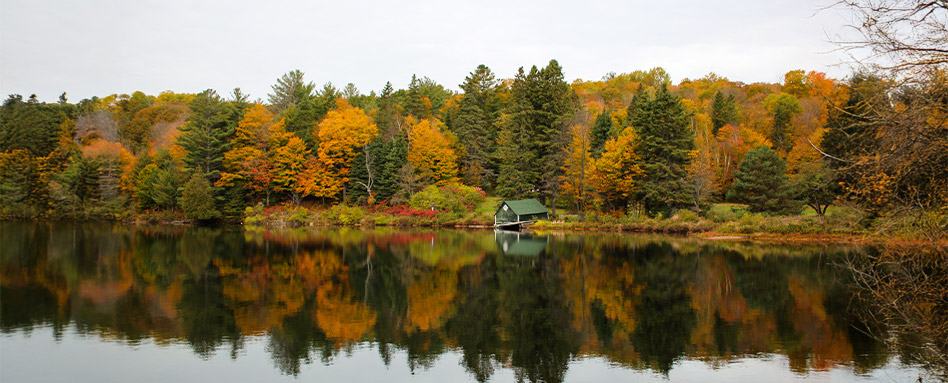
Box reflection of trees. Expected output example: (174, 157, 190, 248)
(499, 256, 578, 383)
(841, 245, 948, 380)
(628, 243, 697, 374)
(445, 257, 504, 382)
(178, 266, 241, 359)
(3, 222, 936, 380)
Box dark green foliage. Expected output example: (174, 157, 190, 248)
(219, 185, 247, 222)
(710, 91, 738, 135)
(181, 174, 221, 221)
(268, 69, 317, 114)
(625, 84, 647, 126)
(0, 150, 34, 217)
(632, 85, 696, 213)
(726, 146, 799, 214)
(134, 150, 183, 211)
(454, 64, 504, 188)
(630, 250, 697, 374)
(0, 94, 72, 157)
(177, 90, 234, 183)
(178, 265, 240, 358)
(820, 73, 880, 182)
(399, 75, 452, 120)
(765, 92, 801, 153)
(375, 82, 398, 137)
(347, 137, 383, 204)
(792, 162, 840, 221)
(269, 71, 335, 147)
(375, 135, 408, 202)
(284, 83, 336, 148)
(496, 60, 576, 202)
(350, 133, 409, 204)
(493, 128, 535, 199)
(282, 97, 318, 145)
(58, 156, 101, 205)
(226, 88, 251, 128)
(590, 111, 614, 157)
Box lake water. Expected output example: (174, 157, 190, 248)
(0, 222, 941, 382)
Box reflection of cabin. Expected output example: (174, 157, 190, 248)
(494, 230, 549, 256)
(494, 199, 549, 230)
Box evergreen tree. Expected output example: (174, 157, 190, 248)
(454, 64, 503, 188)
(347, 136, 384, 204)
(376, 135, 408, 202)
(820, 73, 878, 173)
(496, 60, 575, 203)
(375, 82, 398, 137)
(268, 69, 316, 114)
(283, 97, 318, 147)
(181, 173, 221, 221)
(763, 92, 801, 153)
(792, 162, 840, 229)
(404, 74, 426, 118)
(227, 88, 251, 128)
(134, 150, 183, 211)
(726, 146, 799, 214)
(710, 91, 738, 135)
(74, 157, 101, 205)
(177, 90, 234, 183)
(625, 84, 647, 127)
(633, 85, 696, 213)
(0, 94, 71, 157)
(590, 111, 614, 157)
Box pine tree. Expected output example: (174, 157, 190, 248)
(404, 74, 426, 118)
(497, 60, 575, 203)
(590, 111, 614, 157)
(375, 82, 398, 137)
(181, 173, 221, 221)
(632, 85, 696, 213)
(710, 91, 738, 135)
(268, 69, 316, 114)
(763, 92, 801, 154)
(625, 84, 647, 127)
(177, 90, 233, 183)
(375, 135, 407, 202)
(726, 146, 799, 214)
(454, 64, 503, 188)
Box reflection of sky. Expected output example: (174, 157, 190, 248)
(0, 326, 924, 383)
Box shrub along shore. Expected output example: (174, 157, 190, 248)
(132, 192, 944, 245)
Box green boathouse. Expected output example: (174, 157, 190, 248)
(494, 199, 549, 230)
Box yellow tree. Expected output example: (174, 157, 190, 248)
(406, 117, 458, 185)
(272, 136, 310, 205)
(591, 127, 644, 210)
(300, 99, 378, 200)
(560, 123, 593, 212)
(217, 104, 286, 205)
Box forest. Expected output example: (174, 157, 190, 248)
(0, 59, 945, 236)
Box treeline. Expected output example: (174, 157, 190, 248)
(1, 61, 945, 227)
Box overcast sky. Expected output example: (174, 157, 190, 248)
(0, 0, 856, 102)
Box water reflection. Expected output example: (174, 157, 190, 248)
(0, 222, 943, 381)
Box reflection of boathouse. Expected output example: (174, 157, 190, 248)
(494, 230, 549, 256)
(494, 199, 549, 230)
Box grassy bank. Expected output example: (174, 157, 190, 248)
(238, 199, 946, 244)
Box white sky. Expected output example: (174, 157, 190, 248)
(0, 0, 856, 102)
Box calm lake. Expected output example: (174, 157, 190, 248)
(0, 222, 941, 382)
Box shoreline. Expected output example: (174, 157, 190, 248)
(6, 216, 944, 247)
(135, 218, 948, 247)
